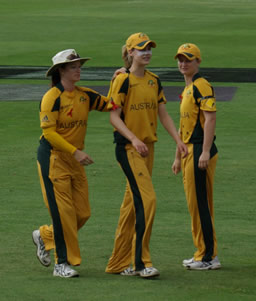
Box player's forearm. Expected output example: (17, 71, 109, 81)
(43, 127, 77, 154)
(174, 144, 182, 160)
(110, 110, 137, 142)
(202, 115, 216, 153)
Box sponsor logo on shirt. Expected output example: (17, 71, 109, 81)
(60, 104, 72, 112)
(67, 108, 73, 117)
(129, 83, 140, 88)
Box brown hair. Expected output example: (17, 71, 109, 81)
(50, 65, 65, 87)
(122, 45, 133, 69)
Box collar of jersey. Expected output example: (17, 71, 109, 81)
(192, 73, 201, 82)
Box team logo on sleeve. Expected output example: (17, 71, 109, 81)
(205, 98, 216, 109)
(41, 115, 49, 122)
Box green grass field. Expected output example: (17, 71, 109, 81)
(0, 0, 256, 300)
(0, 84, 255, 300)
(1, 0, 256, 67)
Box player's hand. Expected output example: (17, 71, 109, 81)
(112, 67, 127, 80)
(172, 159, 181, 175)
(177, 141, 188, 158)
(198, 151, 210, 169)
(131, 137, 149, 157)
(74, 149, 94, 166)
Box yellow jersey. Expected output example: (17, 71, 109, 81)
(40, 83, 109, 152)
(108, 70, 167, 144)
(180, 73, 216, 144)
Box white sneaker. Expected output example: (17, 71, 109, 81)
(186, 256, 221, 270)
(120, 267, 138, 276)
(138, 267, 160, 278)
(53, 263, 79, 278)
(32, 230, 51, 267)
(182, 257, 195, 267)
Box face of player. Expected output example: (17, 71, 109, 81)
(177, 55, 200, 78)
(60, 61, 82, 83)
(131, 45, 152, 66)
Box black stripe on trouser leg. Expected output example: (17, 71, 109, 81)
(37, 138, 67, 264)
(193, 143, 214, 262)
(115, 144, 145, 271)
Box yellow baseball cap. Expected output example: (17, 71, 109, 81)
(126, 32, 156, 51)
(174, 43, 201, 60)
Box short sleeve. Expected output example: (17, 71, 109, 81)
(196, 80, 216, 112)
(108, 74, 129, 110)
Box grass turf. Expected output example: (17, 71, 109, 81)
(0, 0, 255, 300)
(0, 83, 255, 301)
(0, 0, 256, 68)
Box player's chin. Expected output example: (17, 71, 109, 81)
(143, 59, 151, 64)
(74, 75, 81, 81)
(179, 69, 188, 75)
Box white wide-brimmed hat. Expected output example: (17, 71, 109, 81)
(46, 49, 90, 77)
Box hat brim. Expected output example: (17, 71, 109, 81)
(46, 57, 91, 77)
(133, 40, 157, 50)
(174, 52, 197, 61)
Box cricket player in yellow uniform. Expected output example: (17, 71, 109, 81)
(172, 43, 221, 270)
(105, 33, 188, 278)
(32, 49, 109, 278)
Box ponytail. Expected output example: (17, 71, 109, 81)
(122, 45, 133, 69)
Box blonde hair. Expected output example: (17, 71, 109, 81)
(122, 45, 133, 69)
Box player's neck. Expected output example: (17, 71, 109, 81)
(184, 75, 193, 86)
(61, 79, 76, 92)
(184, 70, 199, 86)
(130, 64, 146, 78)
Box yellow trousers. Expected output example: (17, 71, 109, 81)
(37, 138, 90, 265)
(106, 143, 156, 273)
(182, 143, 218, 261)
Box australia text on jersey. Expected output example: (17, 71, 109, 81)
(181, 112, 190, 118)
(130, 101, 157, 111)
(56, 120, 87, 129)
